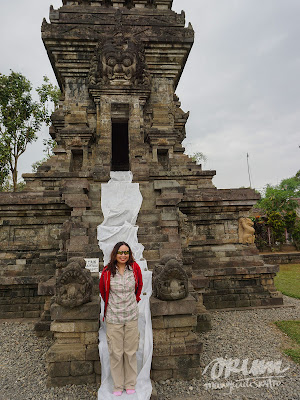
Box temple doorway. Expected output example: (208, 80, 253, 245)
(111, 122, 130, 171)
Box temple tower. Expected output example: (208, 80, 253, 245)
(0, 0, 282, 322)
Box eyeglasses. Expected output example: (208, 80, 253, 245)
(117, 251, 130, 255)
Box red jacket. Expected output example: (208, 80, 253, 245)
(99, 261, 143, 320)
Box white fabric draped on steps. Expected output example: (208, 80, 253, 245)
(97, 171, 153, 400)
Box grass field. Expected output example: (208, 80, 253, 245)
(274, 321, 300, 365)
(274, 264, 300, 365)
(274, 264, 300, 299)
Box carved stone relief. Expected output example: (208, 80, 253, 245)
(88, 35, 151, 88)
(239, 217, 255, 244)
(153, 255, 189, 301)
(55, 258, 93, 308)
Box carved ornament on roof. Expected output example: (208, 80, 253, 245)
(88, 33, 151, 88)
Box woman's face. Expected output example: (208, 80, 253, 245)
(116, 244, 130, 265)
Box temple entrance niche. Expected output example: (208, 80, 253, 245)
(111, 122, 129, 171)
(111, 103, 130, 171)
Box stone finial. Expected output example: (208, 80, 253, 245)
(153, 255, 188, 301)
(239, 217, 255, 244)
(112, 0, 125, 7)
(55, 258, 93, 308)
(154, 0, 173, 10)
(134, 0, 148, 8)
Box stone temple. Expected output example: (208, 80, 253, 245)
(0, 0, 283, 386)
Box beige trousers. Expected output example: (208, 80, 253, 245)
(106, 319, 139, 391)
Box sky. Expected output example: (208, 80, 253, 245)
(0, 0, 299, 190)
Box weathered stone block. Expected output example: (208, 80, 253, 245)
(196, 313, 212, 333)
(162, 315, 197, 329)
(16, 259, 26, 265)
(154, 180, 180, 190)
(48, 361, 70, 377)
(54, 332, 81, 339)
(62, 194, 91, 209)
(94, 360, 101, 375)
(170, 343, 187, 356)
(68, 236, 90, 252)
(0, 311, 24, 319)
(86, 344, 100, 361)
(152, 344, 171, 357)
(55, 337, 81, 344)
(35, 321, 52, 332)
(46, 343, 86, 362)
(38, 277, 56, 296)
(184, 333, 198, 343)
(152, 329, 168, 344)
(143, 250, 160, 260)
(170, 336, 185, 345)
(24, 310, 41, 318)
(24, 303, 40, 311)
(81, 332, 99, 345)
(263, 297, 283, 306)
(51, 322, 76, 333)
(29, 296, 45, 304)
(235, 299, 251, 307)
(50, 297, 100, 321)
(185, 341, 203, 355)
(70, 361, 93, 376)
(150, 295, 197, 317)
(51, 321, 99, 333)
(151, 317, 164, 329)
(151, 369, 173, 382)
(250, 299, 262, 307)
(151, 355, 176, 371)
(152, 354, 200, 371)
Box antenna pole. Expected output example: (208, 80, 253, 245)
(247, 153, 252, 188)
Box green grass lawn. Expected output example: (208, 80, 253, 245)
(274, 321, 300, 365)
(274, 264, 300, 299)
(274, 264, 300, 365)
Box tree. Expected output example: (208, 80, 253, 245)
(255, 171, 300, 248)
(258, 171, 300, 214)
(0, 146, 10, 187)
(31, 138, 57, 172)
(191, 151, 208, 165)
(36, 76, 61, 123)
(0, 71, 60, 191)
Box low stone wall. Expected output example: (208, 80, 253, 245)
(0, 280, 48, 319)
(200, 265, 283, 309)
(150, 295, 203, 381)
(261, 252, 300, 265)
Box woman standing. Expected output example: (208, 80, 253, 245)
(99, 241, 143, 396)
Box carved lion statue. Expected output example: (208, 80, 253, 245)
(153, 255, 188, 301)
(239, 217, 255, 244)
(55, 258, 93, 308)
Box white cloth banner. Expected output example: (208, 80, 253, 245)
(97, 172, 153, 400)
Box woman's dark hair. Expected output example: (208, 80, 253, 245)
(107, 242, 135, 276)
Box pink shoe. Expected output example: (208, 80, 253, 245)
(113, 391, 123, 396)
(126, 389, 135, 395)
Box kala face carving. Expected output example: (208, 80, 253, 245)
(103, 47, 137, 83)
(88, 35, 150, 87)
